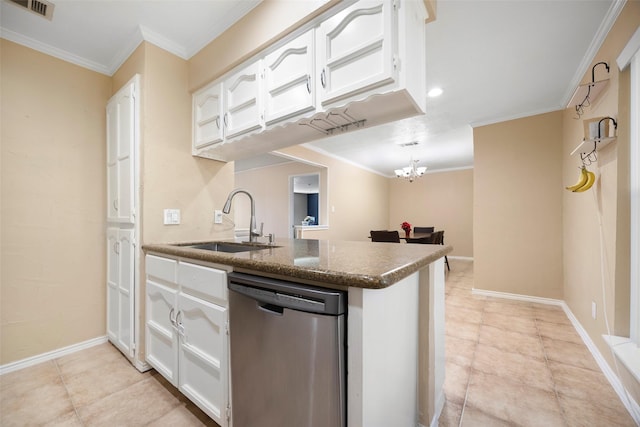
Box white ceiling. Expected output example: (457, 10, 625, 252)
(1, 0, 621, 175)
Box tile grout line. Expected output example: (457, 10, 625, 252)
(534, 315, 570, 427)
(53, 359, 86, 427)
(456, 278, 484, 427)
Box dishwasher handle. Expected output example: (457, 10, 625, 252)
(228, 272, 346, 315)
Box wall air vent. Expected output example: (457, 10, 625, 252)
(6, 0, 54, 20)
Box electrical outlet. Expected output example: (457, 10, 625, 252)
(163, 209, 180, 225)
(592, 301, 597, 320)
(214, 210, 223, 224)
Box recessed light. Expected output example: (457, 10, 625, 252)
(427, 87, 443, 97)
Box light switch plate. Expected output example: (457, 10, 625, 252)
(163, 209, 180, 225)
(214, 210, 223, 224)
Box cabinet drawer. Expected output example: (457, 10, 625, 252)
(179, 262, 227, 304)
(146, 255, 177, 284)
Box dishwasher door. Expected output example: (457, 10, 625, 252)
(228, 272, 346, 427)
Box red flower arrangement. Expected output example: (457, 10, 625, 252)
(401, 221, 412, 232)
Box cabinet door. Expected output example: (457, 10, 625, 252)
(106, 83, 136, 224)
(177, 292, 228, 427)
(193, 81, 224, 149)
(146, 279, 179, 386)
(106, 228, 119, 344)
(223, 60, 262, 139)
(317, 0, 396, 107)
(264, 29, 315, 125)
(107, 229, 135, 358)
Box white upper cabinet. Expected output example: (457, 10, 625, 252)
(193, 81, 224, 150)
(316, 0, 395, 107)
(264, 29, 316, 125)
(223, 61, 263, 139)
(192, 0, 426, 162)
(107, 84, 135, 224)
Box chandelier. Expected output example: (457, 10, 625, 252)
(394, 158, 427, 182)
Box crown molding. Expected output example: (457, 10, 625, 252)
(1, 26, 111, 75)
(562, 0, 627, 106)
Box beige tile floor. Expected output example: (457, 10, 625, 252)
(0, 259, 636, 426)
(440, 259, 636, 427)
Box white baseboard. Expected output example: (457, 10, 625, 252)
(0, 336, 108, 375)
(448, 255, 474, 261)
(429, 391, 446, 427)
(472, 288, 640, 425)
(472, 288, 564, 307)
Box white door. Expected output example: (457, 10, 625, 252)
(264, 29, 315, 125)
(223, 60, 262, 139)
(106, 83, 136, 224)
(193, 81, 224, 149)
(178, 292, 229, 427)
(317, 0, 396, 107)
(146, 280, 179, 386)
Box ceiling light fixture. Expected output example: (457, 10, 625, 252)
(394, 158, 427, 182)
(427, 87, 443, 97)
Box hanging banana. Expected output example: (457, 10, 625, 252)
(573, 170, 596, 192)
(566, 166, 589, 191)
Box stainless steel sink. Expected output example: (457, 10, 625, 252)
(184, 242, 273, 253)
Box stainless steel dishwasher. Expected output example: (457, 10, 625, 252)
(228, 272, 346, 427)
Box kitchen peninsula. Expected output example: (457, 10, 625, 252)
(143, 238, 451, 427)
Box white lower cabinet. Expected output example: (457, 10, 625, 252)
(145, 255, 229, 427)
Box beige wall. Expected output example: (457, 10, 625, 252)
(561, 1, 639, 403)
(235, 160, 327, 239)
(474, 111, 564, 299)
(276, 145, 390, 242)
(1, 40, 112, 364)
(389, 168, 473, 257)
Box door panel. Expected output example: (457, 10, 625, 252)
(145, 280, 179, 386)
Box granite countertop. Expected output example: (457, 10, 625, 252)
(142, 238, 452, 289)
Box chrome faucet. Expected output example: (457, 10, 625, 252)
(222, 189, 263, 243)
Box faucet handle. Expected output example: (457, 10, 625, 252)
(258, 222, 264, 237)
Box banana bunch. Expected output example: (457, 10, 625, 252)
(566, 166, 596, 192)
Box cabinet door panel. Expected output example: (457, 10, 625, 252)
(117, 229, 134, 357)
(106, 83, 136, 224)
(178, 293, 228, 426)
(106, 228, 119, 342)
(224, 61, 262, 139)
(264, 30, 315, 125)
(193, 82, 224, 149)
(146, 280, 179, 386)
(318, 0, 395, 106)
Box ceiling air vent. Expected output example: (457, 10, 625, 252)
(397, 141, 420, 148)
(7, 0, 55, 20)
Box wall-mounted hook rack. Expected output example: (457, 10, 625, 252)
(568, 62, 610, 119)
(571, 116, 618, 157)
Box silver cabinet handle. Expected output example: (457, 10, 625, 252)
(113, 241, 120, 255)
(176, 311, 186, 339)
(306, 75, 311, 94)
(169, 307, 176, 327)
(215, 116, 220, 129)
(113, 199, 118, 211)
(223, 113, 228, 128)
(320, 69, 326, 88)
